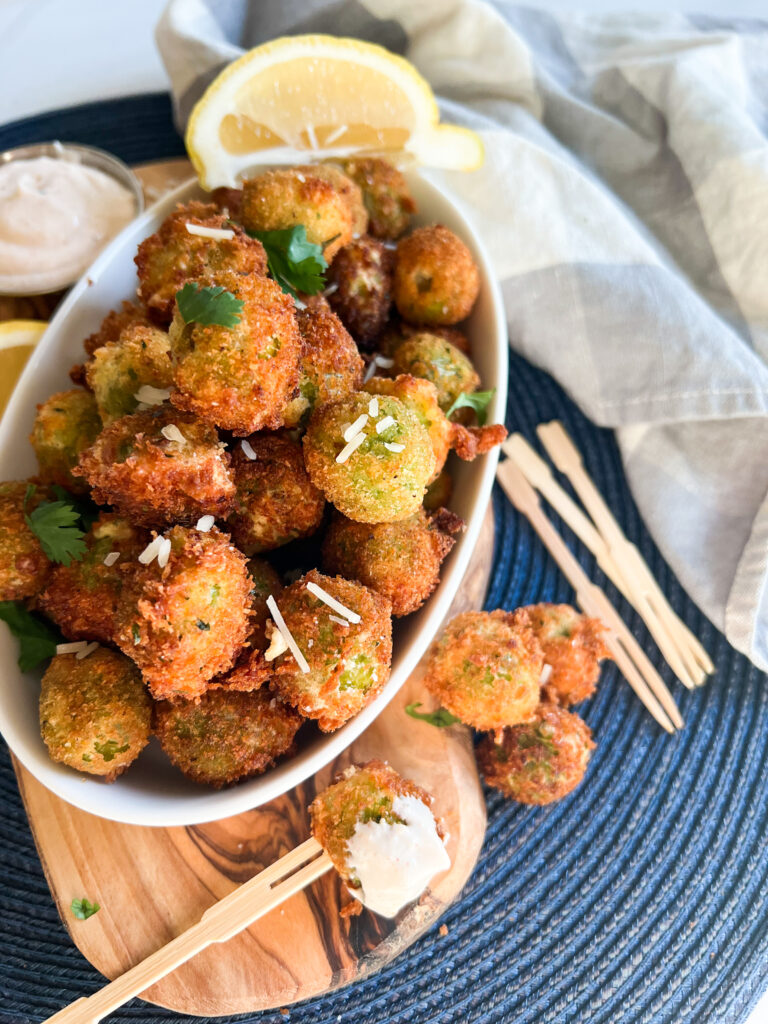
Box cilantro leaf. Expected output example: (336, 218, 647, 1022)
(93, 739, 130, 762)
(71, 897, 100, 920)
(175, 283, 244, 328)
(446, 389, 496, 427)
(0, 602, 61, 672)
(405, 701, 462, 728)
(51, 485, 100, 532)
(249, 225, 327, 299)
(24, 485, 86, 566)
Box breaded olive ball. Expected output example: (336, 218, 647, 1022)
(326, 237, 394, 348)
(392, 333, 480, 413)
(39, 648, 151, 781)
(75, 406, 235, 527)
(153, 688, 302, 787)
(168, 271, 301, 435)
(0, 481, 52, 601)
(477, 703, 595, 804)
(240, 166, 365, 262)
(310, 760, 442, 888)
(283, 304, 364, 428)
(83, 301, 153, 357)
(115, 525, 252, 701)
(30, 389, 102, 494)
(394, 225, 480, 326)
(135, 201, 267, 323)
(377, 319, 471, 359)
(85, 323, 172, 424)
(226, 433, 325, 555)
(39, 514, 149, 644)
(322, 507, 463, 617)
(524, 603, 612, 706)
(268, 570, 392, 732)
(423, 610, 543, 731)
(341, 158, 416, 240)
(303, 392, 435, 523)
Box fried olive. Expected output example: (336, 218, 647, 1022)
(377, 319, 471, 359)
(268, 570, 392, 732)
(0, 481, 52, 601)
(39, 514, 149, 643)
(75, 407, 235, 527)
(326, 237, 394, 348)
(135, 200, 267, 323)
(83, 301, 153, 357)
(303, 391, 435, 523)
(153, 688, 301, 787)
(340, 158, 416, 240)
(322, 507, 462, 617)
(30, 389, 102, 494)
(168, 270, 301, 435)
(39, 648, 151, 781)
(392, 333, 480, 412)
(226, 433, 325, 555)
(394, 225, 480, 326)
(115, 525, 252, 701)
(85, 323, 172, 424)
(423, 609, 543, 731)
(524, 603, 612, 706)
(477, 703, 595, 804)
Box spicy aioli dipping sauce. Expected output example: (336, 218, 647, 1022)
(0, 155, 136, 294)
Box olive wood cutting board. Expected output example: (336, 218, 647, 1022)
(9, 159, 491, 1016)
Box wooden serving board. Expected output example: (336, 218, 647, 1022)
(9, 160, 492, 1016)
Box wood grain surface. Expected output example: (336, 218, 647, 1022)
(11, 159, 493, 1016)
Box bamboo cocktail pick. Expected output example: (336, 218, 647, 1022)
(496, 458, 683, 733)
(44, 838, 332, 1024)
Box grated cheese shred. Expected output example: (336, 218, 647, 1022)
(375, 416, 395, 434)
(336, 431, 366, 464)
(196, 515, 215, 532)
(185, 222, 235, 240)
(241, 439, 257, 461)
(103, 551, 120, 567)
(266, 595, 310, 673)
(344, 414, 368, 442)
(161, 424, 186, 445)
(306, 581, 361, 624)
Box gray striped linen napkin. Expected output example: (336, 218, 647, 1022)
(157, 0, 768, 672)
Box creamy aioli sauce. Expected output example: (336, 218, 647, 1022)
(0, 155, 136, 291)
(345, 794, 451, 918)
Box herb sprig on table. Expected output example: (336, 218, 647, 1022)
(71, 897, 100, 920)
(405, 702, 462, 728)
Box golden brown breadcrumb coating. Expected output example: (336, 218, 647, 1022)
(0, 481, 52, 601)
(30, 389, 102, 494)
(83, 301, 153, 357)
(524, 603, 612, 705)
(326, 236, 394, 348)
(394, 225, 480, 326)
(340, 158, 416, 240)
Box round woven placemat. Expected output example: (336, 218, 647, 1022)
(1, 95, 767, 1024)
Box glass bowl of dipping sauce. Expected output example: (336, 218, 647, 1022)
(0, 142, 143, 296)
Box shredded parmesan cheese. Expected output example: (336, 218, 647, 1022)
(196, 515, 215, 532)
(138, 536, 163, 565)
(376, 356, 395, 368)
(384, 442, 405, 453)
(306, 581, 361, 624)
(540, 663, 553, 686)
(56, 641, 91, 656)
(375, 416, 395, 434)
(266, 595, 310, 673)
(134, 385, 170, 406)
(344, 414, 368, 442)
(185, 222, 235, 240)
(328, 614, 350, 628)
(161, 424, 186, 445)
(241, 439, 257, 460)
(368, 397, 379, 417)
(336, 432, 366, 464)
(103, 551, 120, 567)
(75, 641, 99, 661)
(263, 622, 289, 662)
(322, 282, 339, 297)
(157, 537, 172, 569)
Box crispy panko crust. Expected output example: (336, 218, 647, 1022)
(392, 333, 480, 412)
(39, 649, 151, 781)
(211, 186, 243, 219)
(310, 760, 442, 886)
(423, 609, 543, 731)
(378, 318, 471, 358)
(85, 323, 172, 424)
(322, 506, 463, 617)
(75, 407, 235, 527)
(168, 270, 301, 435)
(153, 687, 302, 787)
(240, 166, 364, 262)
(477, 703, 595, 804)
(83, 301, 153, 357)
(423, 470, 453, 511)
(283, 305, 364, 428)
(0, 481, 52, 601)
(115, 525, 252, 701)
(266, 570, 392, 732)
(394, 225, 480, 326)
(134, 200, 267, 323)
(523, 603, 612, 705)
(326, 237, 394, 348)
(226, 432, 325, 555)
(30, 389, 102, 494)
(340, 158, 416, 240)
(39, 514, 149, 643)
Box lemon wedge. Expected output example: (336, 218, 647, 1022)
(0, 320, 46, 415)
(186, 34, 484, 188)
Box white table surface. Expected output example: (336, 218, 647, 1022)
(1, 0, 767, 1020)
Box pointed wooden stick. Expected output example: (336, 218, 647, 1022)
(44, 838, 332, 1024)
(503, 434, 701, 689)
(496, 459, 682, 732)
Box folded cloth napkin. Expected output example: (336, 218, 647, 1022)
(157, 0, 768, 671)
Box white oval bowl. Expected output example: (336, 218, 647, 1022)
(0, 169, 507, 826)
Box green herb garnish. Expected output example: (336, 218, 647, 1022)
(446, 389, 496, 426)
(0, 602, 61, 671)
(24, 485, 86, 565)
(93, 739, 130, 762)
(249, 225, 327, 299)
(175, 283, 244, 328)
(51, 485, 99, 532)
(405, 701, 462, 728)
(71, 897, 100, 920)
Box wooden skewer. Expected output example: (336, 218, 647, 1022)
(536, 422, 714, 681)
(503, 434, 702, 689)
(496, 459, 683, 733)
(44, 838, 332, 1024)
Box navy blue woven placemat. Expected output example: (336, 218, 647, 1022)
(1, 94, 767, 1024)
